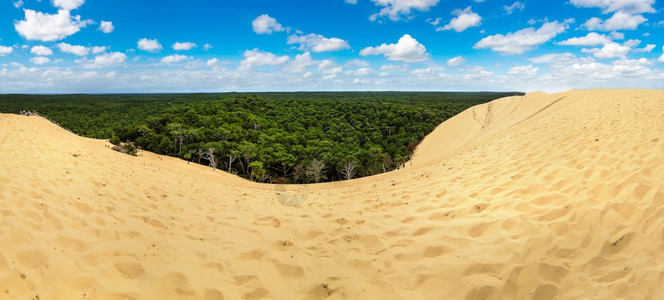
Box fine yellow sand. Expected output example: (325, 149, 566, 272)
(1, 89, 663, 299)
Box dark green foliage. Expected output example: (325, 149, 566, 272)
(111, 142, 137, 156)
(0, 94, 187, 138)
(109, 135, 121, 145)
(0, 91, 523, 183)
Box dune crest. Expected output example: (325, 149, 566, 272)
(412, 90, 567, 167)
(1, 89, 663, 299)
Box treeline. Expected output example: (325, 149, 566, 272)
(0, 93, 212, 138)
(0, 92, 523, 183)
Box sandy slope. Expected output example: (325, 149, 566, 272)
(1, 89, 663, 299)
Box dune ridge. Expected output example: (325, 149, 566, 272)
(1, 89, 663, 299)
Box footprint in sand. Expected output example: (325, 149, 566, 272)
(114, 261, 146, 279)
(16, 249, 48, 269)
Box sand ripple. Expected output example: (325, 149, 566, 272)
(1, 89, 663, 299)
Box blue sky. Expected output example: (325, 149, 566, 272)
(0, 0, 663, 93)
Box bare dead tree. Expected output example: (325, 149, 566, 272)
(292, 164, 305, 182)
(340, 159, 357, 181)
(306, 159, 326, 183)
(381, 154, 392, 173)
(202, 148, 217, 169)
(175, 135, 184, 153)
(197, 148, 204, 164)
(226, 152, 238, 173)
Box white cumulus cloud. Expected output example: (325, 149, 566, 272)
(287, 33, 350, 52)
(30, 56, 50, 65)
(318, 59, 343, 74)
(583, 11, 647, 30)
(206, 58, 219, 66)
(529, 52, 588, 66)
(508, 64, 538, 75)
(582, 42, 632, 58)
(345, 67, 374, 76)
(161, 54, 191, 64)
(239, 49, 289, 70)
(360, 34, 429, 62)
(659, 46, 664, 62)
(370, 0, 440, 21)
(380, 64, 410, 72)
(172, 42, 197, 51)
(503, 1, 525, 14)
(462, 66, 493, 80)
(31, 45, 53, 56)
(345, 59, 370, 67)
(87, 52, 126, 68)
(52, 0, 85, 10)
(0, 46, 13, 56)
(57, 42, 89, 56)
(635, 44, 655, 52)
(438, 6, 481, 32)
(92, 46, 107, 54)
(285, 52, 318, 73)
(602, 11, 647, 30)
(569, 0, 655, 14)
(99, 21, 114, 33)
(582, 17, 603, 30)
(137, 38, 163, 52)
(14, 9, 91, 42)
(474, 21, 568, 55)
(447, 56, 466, 67)
(557, 32, 612, 46)
(411, 67, 433, 75)
(252, 14, 285, 34)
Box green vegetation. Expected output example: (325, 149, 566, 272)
(0, 92, 522, 183)
(112, 142, 138, 156)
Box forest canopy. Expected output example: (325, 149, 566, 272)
(0, 92, 522, 183)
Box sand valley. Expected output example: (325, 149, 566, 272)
(1, 89, 663, 299)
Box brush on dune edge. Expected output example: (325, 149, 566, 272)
(0, 89, 663, 299)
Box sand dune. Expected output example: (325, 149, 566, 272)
(1, 89, 663, 299)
